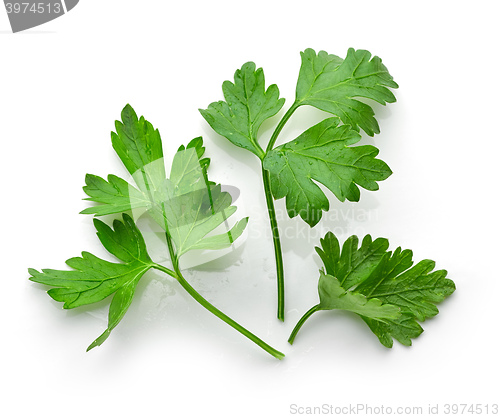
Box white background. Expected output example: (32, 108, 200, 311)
(2, 1, 499, 416)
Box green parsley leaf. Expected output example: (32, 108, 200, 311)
(29, 214, 156, 350)
(80, 103, 165, 216)
(80, 174, 149, 216)
(199, 62, 285, 159)
(289, 232, 455, 347)
(317, 272, 401, 321)
(316, 233, 390, 290)
(154, 138, 248, 257)
(295, 48, 398, 136)
(111, 104, 166, 192)
(83, 107, 248, 259)
(263, 117, 392, 226)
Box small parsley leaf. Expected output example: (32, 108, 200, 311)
(152, 138, 248, 257)
(80, 173, 149, 216)
(29, 214, 156, 350)
(317, 272, 401, 321)
(316, 233, 390, 290)
(111, 104, 166, 192)
(289, 232, 455, 347)
(83, 107, 248, 260)
(200, 62, 285, 159)
(295, 48, 398, 136)
(263, 117, 392, 226)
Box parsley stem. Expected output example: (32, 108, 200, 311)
(260, 101, 300, 321)
(288, 304, 322, 344)
(261, 164, 285, 322)
(164, 230, 180, 272)
(154, 263, 285, 360)
(266, 101, 299, 153)
(158, 213, 283, 359)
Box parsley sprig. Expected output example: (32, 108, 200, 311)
(289, 233, 455, 347)
(201, 48, 398, 320)
(30, 105, 284, 359)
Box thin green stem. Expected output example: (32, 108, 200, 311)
(156, 264, 177, 279)
(261, 164, 285, 321)
(164, 232, 178, 270)
(156, 201, 283, 359)
(288, 304, 322, 344)
(159, 201, 180, 273)
(260, 101, 300, 321)
(154, 263, 284, 360)
(266, 101, 300, 153)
